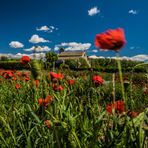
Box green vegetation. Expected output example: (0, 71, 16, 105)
(0, 58, 148, 147)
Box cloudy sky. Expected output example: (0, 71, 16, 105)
(0, 0, 148, 59)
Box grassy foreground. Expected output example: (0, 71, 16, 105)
(0, 63, 148, 147)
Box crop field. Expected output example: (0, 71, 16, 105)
(0, 59, 148, 147)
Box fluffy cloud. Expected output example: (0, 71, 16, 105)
(29, 34, 50, 43)
(88, 7, 100, 16)
(36, 25, 58, 33)
(128, 10, 138, 15)
(36, 26, 49, 32)
(107, 55, 148, 61)
(92, 50, 98, 53)
(54, 46, 60, 51)
(1, 53, 45, 59)
(9, 41, 24, 48)
(56, 42, 91, 51)
(129, 55, 148, 61)
(100, 49, 109, 52)
(88, 54, 148, 61)
(88, 55, 100, 59)
(24, 46, 51, 52)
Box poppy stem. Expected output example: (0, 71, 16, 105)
(112, 73, 116, 103)
(116, 52, 126, 108)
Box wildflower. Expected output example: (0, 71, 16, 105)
(16, 72, 22, 77)
(92, 75, 104, 86)
(38, 95, 53, 106)
(67, 79, 75, 85)
(44, 120, 51, 128)
(15, 84, 21, 89)
(20, 56, 30, 65)
(2, 70, 14, 79)
(38, 98, 44, 106)
(50, 72, 64, 80)
(12, 77, 17, 81)
(34, 80, 39, 88)
(24, 77, 30, 81)
(106, 100, 125, 114)
(95, 28, 126, 51)
(128, 111, 139, 118)
(13, 69, 17, 73)
(44, 95, 53, 105)
(143, 86, 148, 94)
(53, 84, 64, 91)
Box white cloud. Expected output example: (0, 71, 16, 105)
(88, 55, 100, 59)
(100, 49, 109, 52)
(50, 26, 55, 30)
(9, 41, 24, 48)
(56, 42, 91, 51)
(54, 46, 59, 51)
(1, 52, 46, 59)
(36, 25, 58, 33)
(92, 50, 98, 53)
(36, 26, 50, 32)
(129, 55, 148, 61)
(88, 54, 148, 61)
(128, 10, 138, 15)
(88, 7, 100, 16)
(29, 34, 50, 43)
(24, 46, 51, 52)
(106, 55, 148, 62)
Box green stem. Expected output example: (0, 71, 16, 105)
(112, 73, 116, 103)
(116, 53, 126, 106)
(72, 130, 81, 148)
(55, 129, 61, 148)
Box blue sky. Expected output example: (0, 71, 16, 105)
(0, 0, 148, 59)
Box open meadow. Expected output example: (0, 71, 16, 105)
(0, 58, 148, 147)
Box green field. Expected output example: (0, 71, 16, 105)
(0, 59, 148, 147)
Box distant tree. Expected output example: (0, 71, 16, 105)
(45, 52, 58, 69)
(0, 56, 9, 61)
(59, 48, 64, 54)
(45, 52, 58, 63)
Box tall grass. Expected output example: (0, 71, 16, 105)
(0, 60, 148, 147)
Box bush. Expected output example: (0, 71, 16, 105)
(0, 61, 30, 70)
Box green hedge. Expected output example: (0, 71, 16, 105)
(0, 59, 147, 73)
(0, 61, 30, 70)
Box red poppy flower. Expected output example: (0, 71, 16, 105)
(92, 75, 104, 86)
(20, 56, 30, 65)
(143, 87, 148, 94)
(34, 80, 39, 88)
(38, 95, 53, 106)
(44, 95, 53, 104)
(50, 72, 64, 80)
(16, 72, 22, 77)
(128, 111, 139, 118)
(67, 79, 75, 85)
(44, 120, 51, 128)
(38, 98, 44, 106)
(106, 100, 125, 114)
(2, 70, 14, 79)
(52, 84, 64, 91)
(12, 77, 17, 81)
(15, 84, 21, 89)
(24, 77, 30, 81)
(95, 28, 126, 51)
